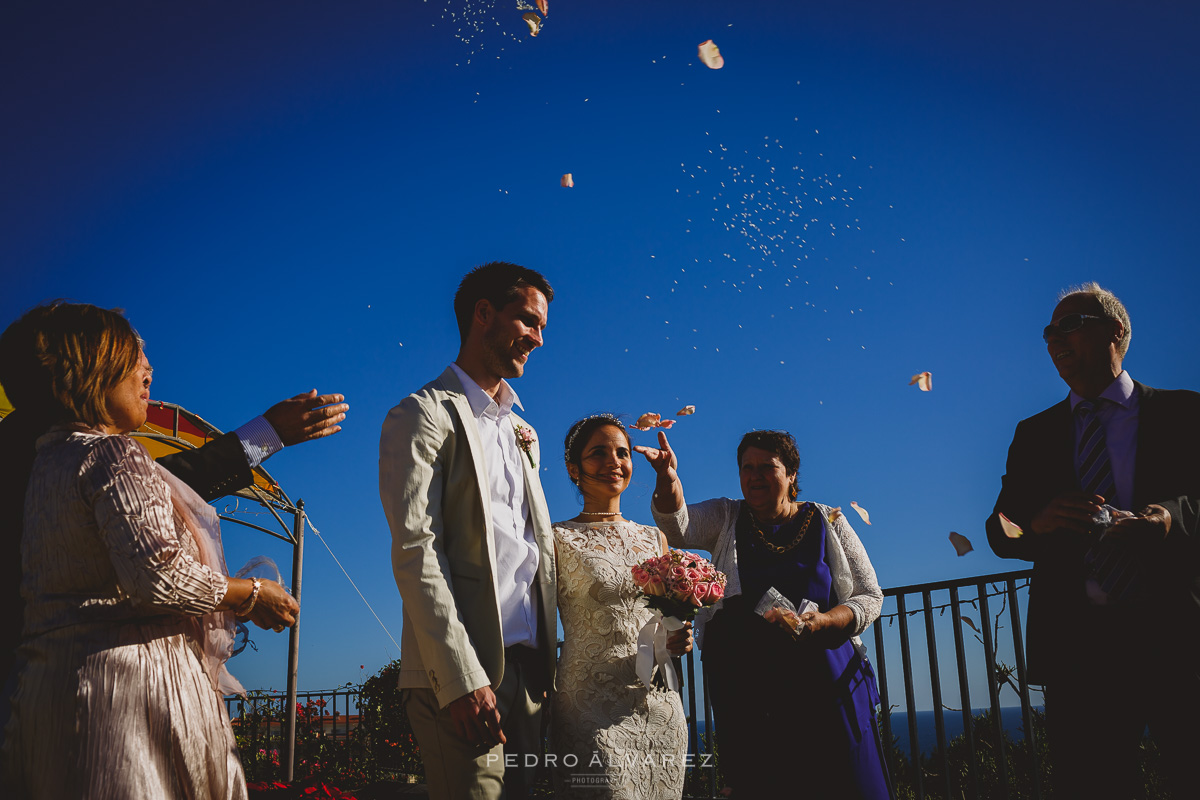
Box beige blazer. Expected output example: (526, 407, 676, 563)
(379, 367, 557, 708)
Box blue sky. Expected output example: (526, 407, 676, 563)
(4, 1, 1199, 708)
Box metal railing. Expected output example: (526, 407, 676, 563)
(228, 570, 1040, 798)
(672, 569, 1040, 800)
(225, 687, 362, 780)
(870, 570, 1041, 800)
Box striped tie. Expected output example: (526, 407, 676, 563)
(1077, 401, 1116, 499)
(1077, 401, 1135, 603)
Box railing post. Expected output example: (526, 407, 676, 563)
(895, 593, 924, 800)
(701, 654, 717, 798)
(948, 586, 980, 799)
(873, 619, 894, 785)
(922, 590, 953, 799)
(284, 500, 305, 782)
(682, 652, 712, 798)
(978, 584, 1010, 799)
(1007, 579, 1041, 800)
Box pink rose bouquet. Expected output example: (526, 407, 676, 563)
(631, 550, 726, 691)
(631, 550, 727, 620)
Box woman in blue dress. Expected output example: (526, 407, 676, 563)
(639, 429, 891, 799)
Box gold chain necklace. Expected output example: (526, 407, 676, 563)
(749, 503, 815, 554)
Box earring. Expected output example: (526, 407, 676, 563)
(788, 482, 798, 501)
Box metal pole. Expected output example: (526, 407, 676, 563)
(873, 619, 894, 784)
(683, 652, 700, 792)
(284, 500, 305, 782)
(922, 590, 952, 800)
(1007, 579, 1041, 800)
(702, 654, 716, 797)
(895, 594, 924, 800)
(978, 585, 1010, 799)
(948, 586, 980, 799)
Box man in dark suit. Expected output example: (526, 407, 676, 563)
(0, 302, 350, 687)
(986, 283, 1200, 799)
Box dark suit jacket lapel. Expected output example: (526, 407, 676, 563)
(1045, 398, 1077, 494)
(1132, 381, 1159, 510)
(1038, 397, 1089, 569)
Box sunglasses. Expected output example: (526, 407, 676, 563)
(1042, 314, 1109, 342)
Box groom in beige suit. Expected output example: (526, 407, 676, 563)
(379, 262, 556, 800)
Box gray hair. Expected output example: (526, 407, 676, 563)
(1058, 282, 1131, 358)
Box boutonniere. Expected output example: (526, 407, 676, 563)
(513, 424, 537, 468)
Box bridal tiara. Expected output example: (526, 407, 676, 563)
(563, 414, 627, 466)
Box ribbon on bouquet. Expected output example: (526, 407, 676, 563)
(635, 611, 683, 692)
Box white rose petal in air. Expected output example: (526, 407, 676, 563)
(677, 405, 696, 416)
(908, 372, 932, 391)
(697, 40, 724, 70)
(561, 173, 574, 188)
(949, 531, 974, 557)
(850, 501, 871, 525)
(630, 412, 676, 431)
(998, 513, 1024, 539)
(631, 412, 661, 430)
(523, 12, 541, 37)
(537, 0, 548, 16)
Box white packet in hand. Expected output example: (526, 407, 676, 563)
(1093, 504, 1136, 539)
(755, 586, 818, 634)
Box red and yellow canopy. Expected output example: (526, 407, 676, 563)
(0, 389, 288, 507)
(136, 402, 290, 505)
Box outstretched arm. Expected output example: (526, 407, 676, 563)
(155, 390, 348, 501)
(639, 432, 732, 552)
(156, 433, 253, 502)
(262, 390, 348, 446)
(635, 431, 683, 514)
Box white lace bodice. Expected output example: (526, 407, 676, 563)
(555, 520, 663, 665)
(551, 519, 686, 799)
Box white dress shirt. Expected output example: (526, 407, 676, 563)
(449, 363, 540, 649)
(232, 416, 285, 469)
(1069, 370, 1139, 509)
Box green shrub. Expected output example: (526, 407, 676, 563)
(881, 707, 1168, 800)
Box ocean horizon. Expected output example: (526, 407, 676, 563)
(882, 706, 1041, 757)
(690, 706, 1041, 759)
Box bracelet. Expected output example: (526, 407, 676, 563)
(237, 578, 263, 617)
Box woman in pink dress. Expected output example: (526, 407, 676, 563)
(1, 303, 298, 799)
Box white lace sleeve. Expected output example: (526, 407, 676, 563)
(651, 496, 735, 552)
(829, 511, 883, 635)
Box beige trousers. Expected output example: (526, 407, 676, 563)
(405, 645, 545, 800)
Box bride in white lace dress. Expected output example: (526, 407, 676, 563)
(551, 415, 691, 799)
